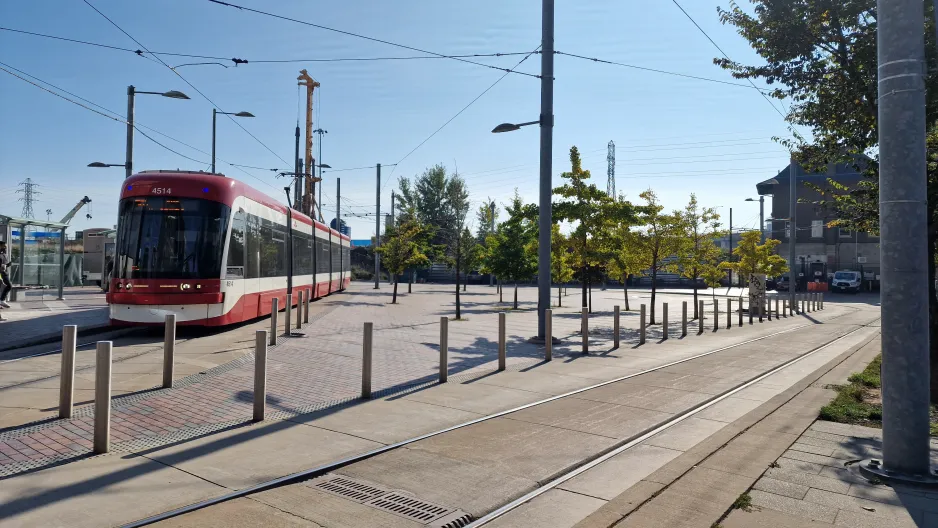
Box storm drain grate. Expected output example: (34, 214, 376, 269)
(310, 474, 389, 503)
(366, 492, 452, 523)
(308, 474, 471, 525)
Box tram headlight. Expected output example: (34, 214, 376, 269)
(180, 283, 191, 291)
(195, 284, 202, 289)
(125, 283, 133, 290)
(116, 283, 122, 290)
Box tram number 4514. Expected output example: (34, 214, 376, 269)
(152, 187, 172, 195)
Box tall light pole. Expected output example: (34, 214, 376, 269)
(125, 86, 189, 179)
(314, 129, 327, 216)
(789, 156, 798, 307)
(745, 196, 765, 243)
(860, 0, 933, 485)
(212, 109, 254, 173)
(488, 0, 554, 339)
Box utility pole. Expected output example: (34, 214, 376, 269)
(126, 85, 134, 179)
(728, 208, 733, 287)
(490, 201, 496, 287)
(338, 177, 342, 287)
(391, 192, 396, 228)
(607, 140, 615, 197)
(294, 126, 302, 210)
(537, 0, 555, 339)
(758, 195, 765, 244)
(375, 163, 381, 290)
(788, 156, 798, 308)
(861, 0, 932, 484)
(45, 209, 52, 221)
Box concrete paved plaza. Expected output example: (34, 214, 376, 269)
(0, 282, 881, 527)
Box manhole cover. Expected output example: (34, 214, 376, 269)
(310, 474, 388, 503)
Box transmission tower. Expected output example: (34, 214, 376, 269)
(606, 140, 616, 197)
(17, 178, 40, 218)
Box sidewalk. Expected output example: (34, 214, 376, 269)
(0, 285, 869, 527)
(0, 287, 110, 352)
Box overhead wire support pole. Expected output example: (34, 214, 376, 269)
(537, 0, 554, 340)
(860, 0, 934, 485)
(375, 163, 381, 290)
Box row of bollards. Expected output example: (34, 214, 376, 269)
(59, 292, 316, 453)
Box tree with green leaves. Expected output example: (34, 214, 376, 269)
(483, 191, 538, 309)
(605, 225, 648, 312)
(475, 198, 498, 243)
(677, 194, 722, 319)
(553, 146, 620, 312)
(720, 231, 789, 297)
(455, 227, 484, 292)
(634, 189, 684, 324)
(716, 0, 938, 397)
(375, 217, 431, 304)
(550, 224, 574, 307)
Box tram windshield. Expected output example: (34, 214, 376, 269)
(115, 197, 231, 280)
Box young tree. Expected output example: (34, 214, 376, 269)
(634, 189, 684, 324)
(720, 231, 789, 297)
(375, 218, 431, 304)
(605, 226, 647, 311)
(475, 199, 498, 243)
(483, 191, 537, 309)
(550, 224, 574, 307)
(553, 146, 618, 311)
(456, 227, 484, 292)
(677, 194, 722, 319)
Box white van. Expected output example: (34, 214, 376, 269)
(831, 270, 861, 293)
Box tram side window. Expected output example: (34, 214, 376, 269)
(245, 214, 261, 279)
(226, 210, 245, 277)
(331, 241, 342, 271)
(315, 236, 330, 274)
(343, 246, 350, 272)
(292, 230, 313, 275)
(257, 218, 286, 277)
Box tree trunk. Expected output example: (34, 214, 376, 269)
(622, 273, 630, 311)
(392, 280, 398, 304)
(692, 268, 699, 319)
(455, 262, 461, 320)
(929, 230, 938, 403)
(588, 274, 592, 314)
(499, 279, 503, 303)
(513, 283, 518, 309)
(581, 265, 587, 309)
(558, 285, 561, 307)
(650, 265, 657, 324)
(408, 269, 412, 293)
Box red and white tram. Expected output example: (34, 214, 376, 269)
(108, 170, 351, 326)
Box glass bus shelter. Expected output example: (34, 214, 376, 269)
(0, 214, 69, 300)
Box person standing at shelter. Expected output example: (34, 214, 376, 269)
(0, 241, 12, 308)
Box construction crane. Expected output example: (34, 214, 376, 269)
(297, 69, 322, 220)
(60, 196, 91, 225)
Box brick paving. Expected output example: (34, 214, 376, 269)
(0, 282, 819, 478)
(0, 287, 109, 352)
(0, 284, 595, 477)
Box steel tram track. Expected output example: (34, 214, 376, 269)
(114, 317, 883, 528)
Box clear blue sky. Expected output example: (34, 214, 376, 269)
(0, 0, 793, 239)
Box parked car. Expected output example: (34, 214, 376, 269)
(775, 275, 790, 292)
(831, 270, 862, 293)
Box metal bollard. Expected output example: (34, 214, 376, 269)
(269, 297, 279, 346)
(362, 322, 373, 398)
(726, 298, 732, 329)
(440, 317, 448, 382)
(303, 289, 310, 323)
(698, 301, 704, 334)
(713, 301, 718, 332)
(640, 304, 646, 344)
(285, 295, 292, 335)
(775, 297, 780, 319)
(498, 312, 507, 369)
(94, 341, 112, 454)
(613, 305, 620, 348)
(749, 299, 754, 324)
(662, 303, 669, 339)
(759, 297, 764, 323)
(545, 309, 552, 361)
(782, 298, 787, 317)
(296, 291, 303, 329)
(801, 295, 806, 314)
(59, 325, 77, 418)
(681, 301, 688, 337)
(581, 308, 588, 354)
(767, 297, 772, 321)
(163, 314, 176, 388)
(738, 300, 743, 327)
(253, 330, 267, 422)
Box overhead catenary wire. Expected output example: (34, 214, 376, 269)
(0, 59, 285, 194)
(554, 50, 771, 91)
(207, 0, 541, 79)
(385, 46, 541, 190)
(82, 0, 292, 168)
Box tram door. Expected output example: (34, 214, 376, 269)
(224, 209, 247, 320)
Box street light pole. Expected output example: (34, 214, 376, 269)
(728, 208, 733, 287)
(126, 85, 135, 179)
(789, 155, 798, 308)
(759, 196, 765, 243)
(863, 0, 932, 483)
(537, 0, 555, 339)
(375, 163, 381, 290)
(212, 108, 217, 173)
